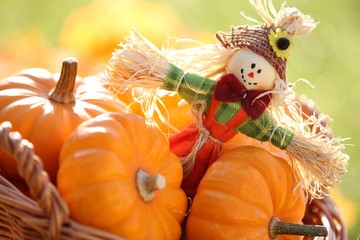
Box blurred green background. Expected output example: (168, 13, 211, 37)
(0, 0, 359, 238)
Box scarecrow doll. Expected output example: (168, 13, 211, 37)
(105, 0, 348, 199)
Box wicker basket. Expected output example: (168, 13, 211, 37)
(0, 121, 125, 240)
(0, 121, 348, 240)
(303, 196, 348, 240)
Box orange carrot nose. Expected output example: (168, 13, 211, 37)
(247, 72, 254, 78)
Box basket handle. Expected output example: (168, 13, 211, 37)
(0, 121, 69, 239)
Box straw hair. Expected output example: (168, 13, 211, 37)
(248, 0, 317, 37)
(0, 121, 125, 240)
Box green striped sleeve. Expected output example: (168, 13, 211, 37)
(235, 111, 294, 149)
(163, 64, 215, 104)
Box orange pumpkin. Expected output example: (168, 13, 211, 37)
(186, 146, 321, 240)
(0, 58, 127, 185)
(115, 87, 194, 134)
(57, 112, 188, 239)
(222, 133, 290, 160)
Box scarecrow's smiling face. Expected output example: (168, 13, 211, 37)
(226, 48, 277, 91)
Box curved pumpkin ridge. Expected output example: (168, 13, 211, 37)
(111, 199, 183, 240)
(149, 203, 184, 239)
(222, 136, 305, 224)
(58, 148, 132, 193)
(187, 192, 270, 239)
(3, 70, 54, 93)
(213, 149, 277, 215)
(187, 159, 273, 239)
(110, 201, 147, 239)
(58, 148, 137, 229)
(0, 97, 45, 136)
(66, 181, 137, 230)
(109, 112, 177, 176)
(221, 146, 306, 223)
(197, 161, 273, 221)
(20, 68, 53, 79)
(274, 164, 306, 223)
(154, 153, 183, 189)
(59, 114, 136, 167)
(135, 125, 165, 167)
(109, 113, 164, 174)
(232, 147, 302, 221)
(73, 76, 129, 113)
(155, 187, 188, 222)
(188, 216, 268, 240)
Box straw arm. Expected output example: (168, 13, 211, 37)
(286, 134, 348, 200)
(105, 29, 171, 92)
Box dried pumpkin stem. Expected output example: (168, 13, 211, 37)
(136, 169, 166, 202)
(269, 217, 328, 239)
(48, 57, 77, 104)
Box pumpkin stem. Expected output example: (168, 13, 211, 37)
(269, 217, 328, 239)
(136, 169, 166, 202)
(48, 57, 77, 104)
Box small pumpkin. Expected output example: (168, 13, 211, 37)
(57, 112, 188, 239)
(186, 146, 327, 240)
(0, 58, 127, 184)
(115, 88, 194, 134)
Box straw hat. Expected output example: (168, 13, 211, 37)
(216, 0, 317, 81)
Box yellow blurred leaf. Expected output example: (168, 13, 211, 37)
(330, 187, 358, 229)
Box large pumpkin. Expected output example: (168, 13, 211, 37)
(57, 112, 188, 239)
(186, 146, 323, 240)
(0, 58, 127, 184)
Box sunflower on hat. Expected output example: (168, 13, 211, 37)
(268, 27, 293, 60)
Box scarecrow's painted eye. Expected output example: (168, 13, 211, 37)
(251, 63, 256, 69)
(276, 37, 290, 50)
